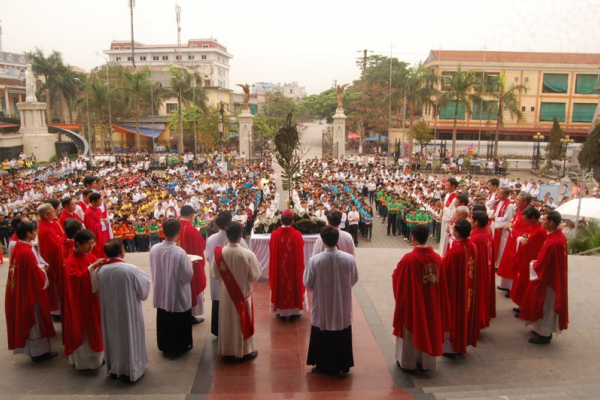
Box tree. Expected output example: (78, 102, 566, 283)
(169, 67, 207, 154)
(486, 72, 529, 158)
(547, 117, 565, 160)
(261, 91, 297, 130)
(121, 69, 152, 150)
(273, 113, 306, 208)
(579, 123, 600, 181)
(439, 66, 481, 155)
(401, 63, 437, 155)
(413, 120, 433, 155)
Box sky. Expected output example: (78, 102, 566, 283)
(2, 0, 600, 95)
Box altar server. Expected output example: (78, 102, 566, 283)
(438, 178, 458, 256)
(311, 211, 355, 256)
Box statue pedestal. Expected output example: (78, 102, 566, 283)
(17, 101, 57, 162)
(238, 110, 253, 159)
(332, 107, 347, 158)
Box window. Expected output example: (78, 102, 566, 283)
(127, 56, 132, 62)
(1, 98, 6, 111)
(525, 77, 529, 83)
(521, 106, 526, 112)
(188, 55, 194, 60)
(175, 55, 181, 60)
(289, 89, 293, 94)
(440, 100, 465, 120)
(166, 103, 178, 113)
(162, 56, 169, 60)
(472, 100, 498, 120)
(140, 56, 146, 61)
(531, 106, 535, 112)
(153, 56, 159, 61)
(441, 71, 455, 91)
(542, 73, 568, 93)
(116, 57, 122, 62)
(191, 44, 197, 48)
(540, 102, 566, 122)
(514, 77, 519, 83)
(572, 103, 596, 122)
(201, 55, 207, 60)
(575, 74, 600, 94)
(114, 46, 120, 50)
(202, 44, 209, 48)
(485, 73, 500, 87)
(125, 46, 131, 50)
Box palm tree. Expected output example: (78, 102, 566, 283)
(401, 63, 437, 155)
(169, 67, 207, 154)
(121, 69, 152, 150)
(486, 72, 529, 158)
(439, 66, 482, 155)
(26, 48, 63, 122)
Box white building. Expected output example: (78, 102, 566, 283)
(104, 39, 233, 89)
(281, 81, 306, 102)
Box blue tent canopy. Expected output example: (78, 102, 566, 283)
(364, 135, 387, 141)
(119, 125, 163, 139)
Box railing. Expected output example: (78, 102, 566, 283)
(575, 246, 600, 256)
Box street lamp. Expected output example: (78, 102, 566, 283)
(560, 135, 574, 177)
(74, 78, 92, 156)
(532, 131, 543, 171)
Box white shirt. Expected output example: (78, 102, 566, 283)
(149, 240, 193, 312)
(348, 211, 360, 225)
(312, 228, 355, 257)
(304, 248, 358, 331)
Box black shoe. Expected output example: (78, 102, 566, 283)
(442, 352, 457, 359)
(243, 351, 258, 361)
(513, 307, 521, 313)
(190, 317, 204, 325)
(528, 334, 552, 345)
(496, 286, 510, 293)
(289, 314, 301, 322)
(110, 373, 119, 380)
(32, 352, 58, 362)
(505, 291, 511, 298)
(396, 360, 416, 374)
(51, 314, 62, 323)
(276, 315, 288, 321)
(531, 330, 540, 337)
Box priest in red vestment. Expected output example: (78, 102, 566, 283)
(511, 207, 547, 310)
(442, 219, 480, 356)
(59, 219, 83, 341)
(470, 211, 496, 328)
(5, 221, 57, 362)
(269, 209, 308, 320)
(83, 192, 110, 258)
(179, 205, 207, 324)
(520, 211, 568, 345)
(63, 229, 105, 369)
(37, 203, 66, 317)
(59, 197, 85, 228)
(497, 192, 532, 292)
(393, 225, 450, 374)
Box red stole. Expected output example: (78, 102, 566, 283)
(520, 229, 569, 330)
(471, 228, 496, 326)
(77, 200, 89, 215)
(392, 246, 450, 356)
(214, 246, 254, 340)
(268, 226, 306, 311)
(492, 200, 512, 259)
(497, 208, 528, 279)
(179, 220, 207, 307)
(443, 238, 479, 353)
(63, 251, 103, 356)
(510, 222, 547, 306)
(445, 192, 458, 207)
(5, 242, 56, 349)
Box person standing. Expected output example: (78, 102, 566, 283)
(268, 209, 307, 320)
(211, 222, 262, 362)
(84, 192, 110, 258)
(149, 219, 194, 355)
(311, 211, 355, 256)
(206, 211, 249, 334)
(348, 206, 360, 245)
(438, 178, 458, 256)
(519, 211, 568, 345)
(469, 211, 496, 328)
(5, 221, 57, 362)
(490, 188, 515, 270)
(304, 226, 358, 375)
(63, 229, 105, 370)
(93, 239, 151, 382)
(179, 205, 207, 324)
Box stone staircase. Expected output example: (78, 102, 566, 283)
(207, 388, 413, 399)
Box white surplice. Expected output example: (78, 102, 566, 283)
(205, 230, 248, 301)
(210, 243, 262, 358)
(438, 194, 457, 256)
(311, 229, 355, 257)
(491, 200, 515, 267)
(149, 240, 193, 312)
(92, 259, 151, 382)
(304, 247, 358, 331)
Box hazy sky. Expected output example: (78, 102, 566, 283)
(2, 0, 599, 95)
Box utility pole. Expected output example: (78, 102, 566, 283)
(360, 49, 368, 152)
(176, 4, 184, 154)
(129, 0, 136, 67)
(0, 20, 3, 52)
(384, 43, 394, 155)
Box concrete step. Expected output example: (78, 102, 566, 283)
(206, 388, 412, 399)
(431, 382, 600, 399)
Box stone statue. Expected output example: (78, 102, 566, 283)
(336, 84, 348, 109)
(25, 63, 38, 102)
(236, 83, 253, 111)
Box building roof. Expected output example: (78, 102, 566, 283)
(425, 50, 600, 65)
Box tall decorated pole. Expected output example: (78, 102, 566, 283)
(237, 84, 254, 160)
(332, 84, 348, 158)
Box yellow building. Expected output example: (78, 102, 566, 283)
(423, 50, 600, 142)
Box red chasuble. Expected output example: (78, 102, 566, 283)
(215, 247, 254, 339)
(38, 218, 66, 311)
(179, 220, 207, 307)
(77, 200, 89, 216)
(63, 251, 103, 356)
(497, 208, 528, 280)
(83, 206, 109, 258)
(59, 210, 84, 228)
(510, 222, 547, 306)
(392, 246, 450, 356)
(443, 238, 479, 353)
(58, 239, 75, 339)
(520, 229, 569, 331)
(268, 226, 306, 311)
(492, 200, 512, 259)
(470, 227, 496, 327)
(5, 242, 56, 350)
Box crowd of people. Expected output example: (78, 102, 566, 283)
(0, 149, 595, 382)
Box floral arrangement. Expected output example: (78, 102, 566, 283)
(253, 211, 326, 234)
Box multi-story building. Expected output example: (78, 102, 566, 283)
(0, 51, 26, 118)
(104, 38, 232, 89)
(281, 81, 306, 102)
(423, 50, 600, 143)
